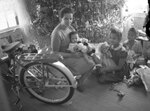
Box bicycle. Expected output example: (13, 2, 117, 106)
(0, 41, 77, 105)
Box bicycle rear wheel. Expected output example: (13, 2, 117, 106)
(19, 62, 75, 104)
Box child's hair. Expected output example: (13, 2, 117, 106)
(69, 31, 78, 40)
(110, 28, 122, 42)
(59, 7, 73, 19)
(128, 27, 137, 36)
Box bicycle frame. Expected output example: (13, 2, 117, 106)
(52, 61, 77, 88)
(1, 42, 77, 104)
(16, 53, 77, 88)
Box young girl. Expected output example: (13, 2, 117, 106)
(123, 27, 138, 50)
(93, 28, 129, 83)
(123, 27, 139, 68)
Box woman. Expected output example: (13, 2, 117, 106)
(51, 7, 95, 92)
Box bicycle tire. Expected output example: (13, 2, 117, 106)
(19, 62, 75, 104)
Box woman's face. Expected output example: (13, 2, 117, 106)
(61, 13, 73, 26)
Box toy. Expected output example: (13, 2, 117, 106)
(73, 39, 95, 56)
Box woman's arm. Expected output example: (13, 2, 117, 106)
(51, 31, 82, 58)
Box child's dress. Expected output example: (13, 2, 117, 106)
(101, 54, 117, 69)
(96, 42, 116, 69)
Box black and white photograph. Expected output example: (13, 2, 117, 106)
(0, 0, 150, 111)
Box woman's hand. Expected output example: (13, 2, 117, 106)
(100, 67, 107, 73)
(72, 52, 83, 58)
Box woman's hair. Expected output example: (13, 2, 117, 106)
(59, 7, 73, 18)
(69, 31, 78, 40)
(110, 28, 122, 41)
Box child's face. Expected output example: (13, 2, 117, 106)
(109, 33, 120, 46)
(71, 34, 78, 43)
(128, 31, 136, 41)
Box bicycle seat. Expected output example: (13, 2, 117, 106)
(136, 36, 149, 41)
(138, 30, 146, 37)
(1, 41, 20, 53)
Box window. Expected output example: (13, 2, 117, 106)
(0, 0, 18, 31)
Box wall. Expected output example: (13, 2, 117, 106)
(13, 0, 34, 43)
(0, 0, 33, 57)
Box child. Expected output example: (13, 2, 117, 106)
(92, 28, 129, 83)
(123, 27, 138, 50)
(123, 27, 139, 68)
(67, 31, 95, 56)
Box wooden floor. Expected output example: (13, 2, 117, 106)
(1, 73, 150, 111)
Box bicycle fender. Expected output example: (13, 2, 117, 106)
(52, 61, 77, 88)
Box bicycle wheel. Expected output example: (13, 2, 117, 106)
(19, 62, 75, 104)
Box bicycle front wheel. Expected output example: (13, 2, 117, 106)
(19, 62, 75, 104)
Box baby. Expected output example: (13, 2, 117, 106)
(67, 31, 95, 56)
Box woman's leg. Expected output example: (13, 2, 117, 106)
(77, 65, 95, 92)
(62, 56, 95, 92)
